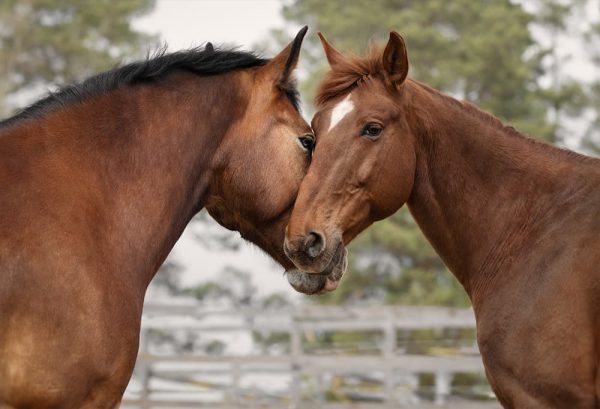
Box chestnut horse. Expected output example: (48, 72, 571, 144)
(285, 32, 600, 408)
(0, 28, 332, 409)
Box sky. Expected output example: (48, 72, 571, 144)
(134, 0, 287, 51)
(134, 0, 303, 298)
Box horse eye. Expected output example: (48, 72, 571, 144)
(298, 134, 315, 153)
(361, 123, 383, 139)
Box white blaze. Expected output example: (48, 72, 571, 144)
(328, 94, 354, 132)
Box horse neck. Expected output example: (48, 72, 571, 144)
(405, 81, 590, 302)
(27, 72, 242, 290)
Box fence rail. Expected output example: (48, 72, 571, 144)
(123, 302, 498, 408)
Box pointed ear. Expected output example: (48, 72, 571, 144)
(382, 32, 409, 85)
(318, 32, 349, 70)
(205, 42, 214, 52)
(263, 26, 308, 87)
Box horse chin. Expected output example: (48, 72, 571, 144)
(286, 248, 348, 295)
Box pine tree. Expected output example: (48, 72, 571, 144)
(0, 0, 156, 117)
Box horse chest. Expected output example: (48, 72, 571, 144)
(474, 268, 598, 408)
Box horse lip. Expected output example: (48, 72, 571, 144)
(321, 241, 344, 275)
(317, 248, 348, 294)
(285, 247, 348, 295)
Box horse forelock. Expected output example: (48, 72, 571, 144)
(315, 45, 384, 107)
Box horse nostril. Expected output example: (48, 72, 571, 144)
(304, 231, 325, 258)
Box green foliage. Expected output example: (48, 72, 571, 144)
(150, 259, 182, 295)
(303, 330, 384, 355)
(252, 331, 290, 354)
(183, 267, 256, 306)
(283, 0, 550, 136)
(204, 339, 226, 355)
(584, 81, 600, 154)
(452, 372, 494, 400)
(0, 0, 156, 116)
(585, 21, 600, 155)
(529, 0, 590, 144)
(396, 327, 477, 355)
(185, 281, 229, 301)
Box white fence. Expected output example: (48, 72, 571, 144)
(122, 303, 500, 409)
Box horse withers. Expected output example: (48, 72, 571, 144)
(284, 32, 600, 408)
(0, 27, 339, 409)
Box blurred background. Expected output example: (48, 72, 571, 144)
(2, 0, 599, 407)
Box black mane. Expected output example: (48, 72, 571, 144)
(0, 45, 275, 128)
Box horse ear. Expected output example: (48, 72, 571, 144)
(205, 42, 214, 52)
(318, 32, 349, 70)
(382, 32, 409, 85)
(264, 26, 308, 87)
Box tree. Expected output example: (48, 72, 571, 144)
(279, 0, 595, 306)
(282, 0, 553, 137)
(0, 0, 156, 117)
(585, 8, 600, 155)
(585, 82, 600, 154)
(185, 267, 257, 307)
(529, 0, 589, 145)
(148, 259, 182, 296)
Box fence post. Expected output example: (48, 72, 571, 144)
(434, 371, 451, 405)
(383, 314, 396, 404)
(230, 359, 242, 404)
(138, 327, 151, 404)
(406, 372, 421, 405)
(290, 311, 302, 408)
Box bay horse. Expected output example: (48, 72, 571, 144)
(0, 27, 335, 409)
(284, 32, 600, 408)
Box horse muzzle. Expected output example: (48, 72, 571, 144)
(285, 247, 348, 295)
